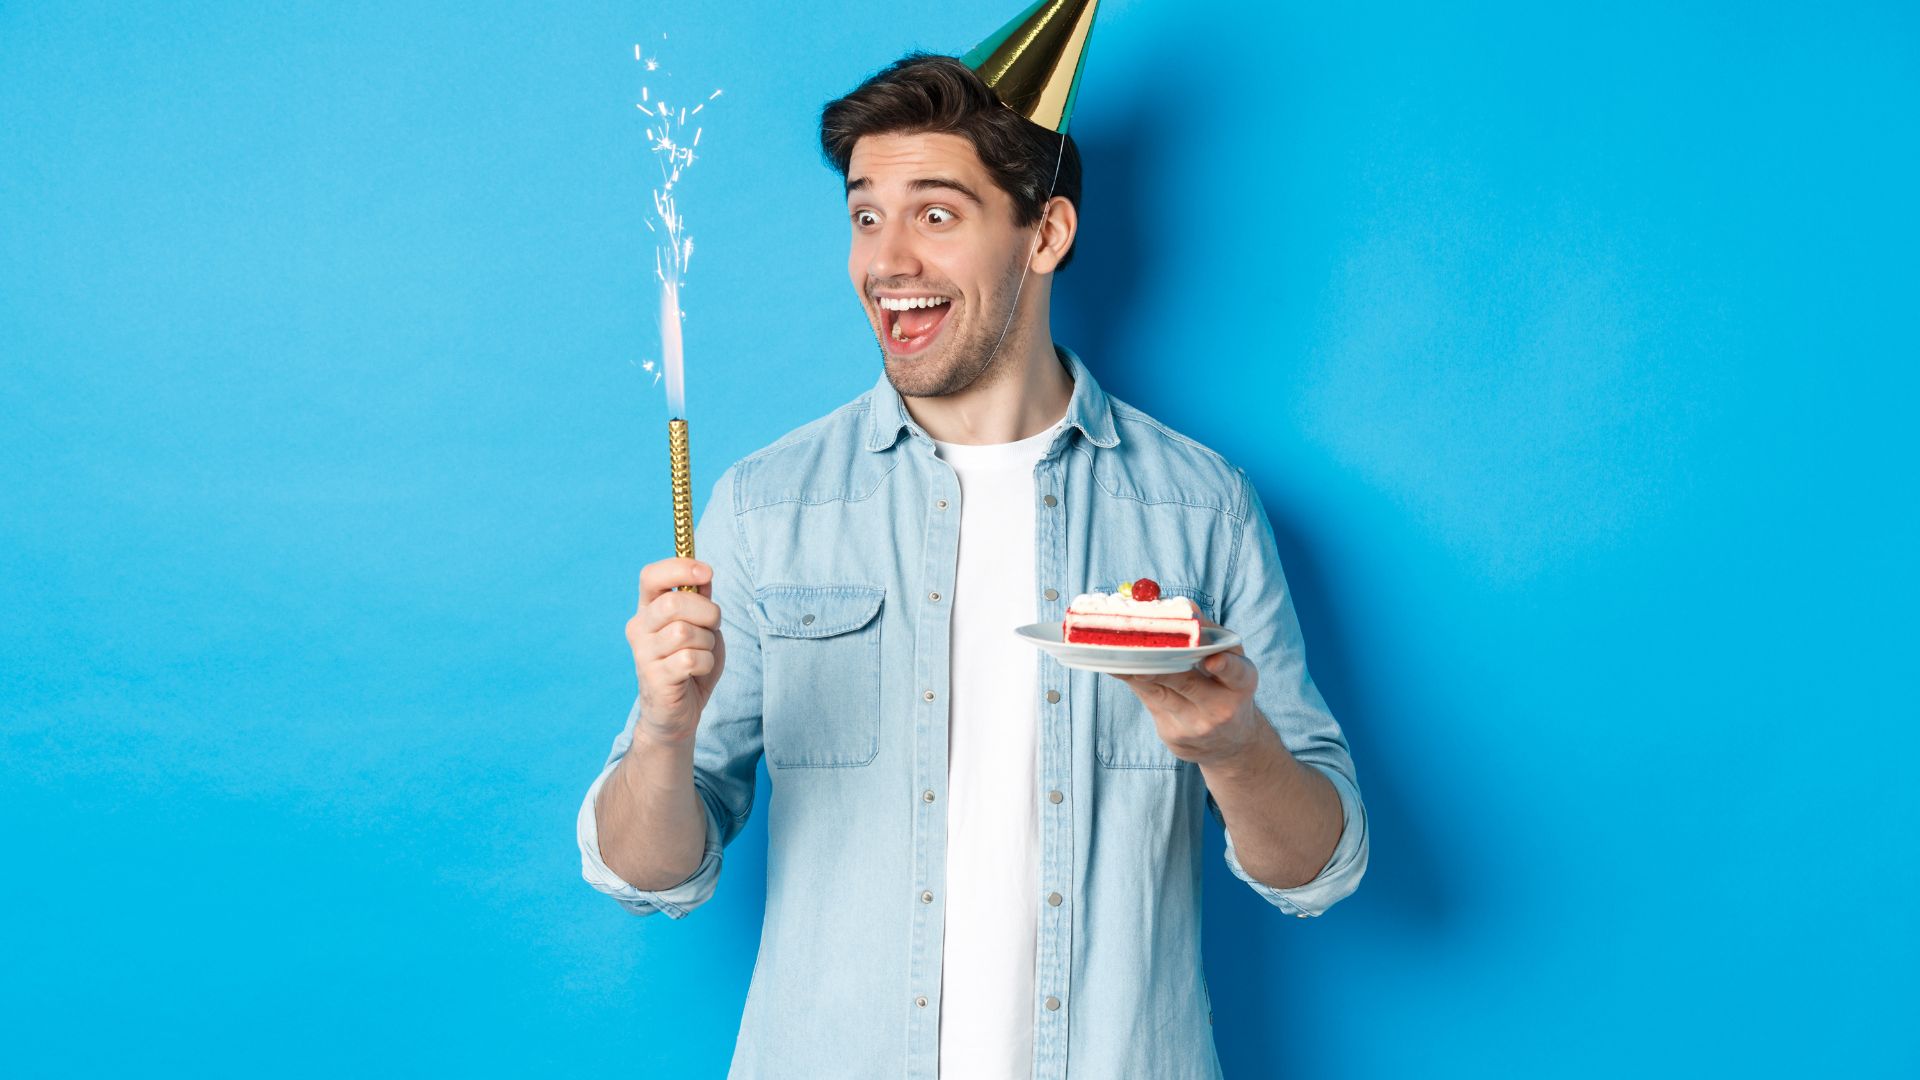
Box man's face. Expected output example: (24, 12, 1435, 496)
(845, 131, 1037, 398)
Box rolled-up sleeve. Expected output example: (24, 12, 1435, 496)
(1210, 468, 1370, 918)
(577, 700, 732, 918)
(576, 466, 764, 918)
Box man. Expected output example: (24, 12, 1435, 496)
(578, 13, 1367, 1078)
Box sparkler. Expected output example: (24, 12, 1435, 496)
(636, 39, 720, 591)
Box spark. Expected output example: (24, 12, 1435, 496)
(633, 44, 719, 417)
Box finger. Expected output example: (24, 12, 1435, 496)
(1120, 670, 1189, 693)
(668, 622, 717, 656)
(643, 588, 723, 634)
(1120, 668, 1215, 706)
(654, 646, 716, 681)
(640, 566, 704, 611)
(636, 621, 716, 663)
(1199, 651, 1257, 693)
(1111, 671, 1177, 708)
(1131, 666, 1210, 697)
(639, 558, 713, 607)
(1133, 665, 1237, 711)
(1159, 650, 1254, 691)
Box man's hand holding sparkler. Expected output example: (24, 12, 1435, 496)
(594, 554, 725, 891)
(628, 556, 727, 744)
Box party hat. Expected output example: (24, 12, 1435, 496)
(960, 0, 1102, 134)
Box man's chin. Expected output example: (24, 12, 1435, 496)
(882, 345, 967, 398)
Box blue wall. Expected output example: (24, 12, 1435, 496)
(4, 1, 1914, 1075)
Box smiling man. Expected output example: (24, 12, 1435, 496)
(578, 8, 1368, 1078)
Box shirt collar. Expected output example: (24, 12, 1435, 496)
(863, 343, 1120, 453)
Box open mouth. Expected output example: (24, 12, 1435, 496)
(877, 294, 954, 356)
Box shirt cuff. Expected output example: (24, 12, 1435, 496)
(577, 758, 725, 919)
(1216, 762, 1369, 919)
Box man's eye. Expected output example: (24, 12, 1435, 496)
(853, 210, 877, 227)
(925, 207, 953, 225)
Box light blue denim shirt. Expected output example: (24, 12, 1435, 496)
(578, 345, 1367, 1079)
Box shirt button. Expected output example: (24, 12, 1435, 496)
(1044, 996, 1060, 1011)
(1043, 494, 1058, 507)
(928, 591, 941, 602)
(923, 789, 936, 803)
(1045, 689, 1060, 704)
(1043, 588, 1059, 601)
(921, 890, 934, 904)
(917, 996, 929, 1008)
(1047, 892, 1062, 907)
(1048, 790, 1063, 804)
(935, 499, 948, 510)
(801, 613, 815, 626)
(923, 689, 936, 701)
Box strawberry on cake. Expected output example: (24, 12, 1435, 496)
(1061, 578, 1200, 648)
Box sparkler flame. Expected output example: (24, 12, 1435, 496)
(635, 43, 718, 419)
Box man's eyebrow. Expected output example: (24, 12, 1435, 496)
(844, 176, 984, 206)
(908, 177, 983, 205)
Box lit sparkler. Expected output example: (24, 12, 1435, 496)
(636, 41, 720, 587)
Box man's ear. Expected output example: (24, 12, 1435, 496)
(1027, 195, 1078, 275)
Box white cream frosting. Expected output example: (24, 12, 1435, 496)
(1064, 590, 1194, 619)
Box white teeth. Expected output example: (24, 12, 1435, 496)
(877, 296, 951, 311)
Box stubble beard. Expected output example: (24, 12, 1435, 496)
(876, 243, 1029, 400)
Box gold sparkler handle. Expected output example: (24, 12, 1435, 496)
(669, 418, 696, 592)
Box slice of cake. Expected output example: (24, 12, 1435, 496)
(1062, 578, 1200, 647)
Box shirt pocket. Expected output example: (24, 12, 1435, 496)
(755, 583, 885, 768)
(1094, 583, 1213, 770)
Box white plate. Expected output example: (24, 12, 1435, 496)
(1014, 622, 1242, 675)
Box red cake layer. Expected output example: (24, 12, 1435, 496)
(1063, 626, 1196, 648)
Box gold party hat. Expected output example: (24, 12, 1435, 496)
(960, 0, 1102, 133)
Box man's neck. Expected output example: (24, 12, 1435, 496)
(904, 333, 1073, 446)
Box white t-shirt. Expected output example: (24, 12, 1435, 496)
(931, 416, 1064, 1080)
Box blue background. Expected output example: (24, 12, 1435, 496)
(4, 1, 1915, 1075)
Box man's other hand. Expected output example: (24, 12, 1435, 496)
(1111, 600, 1268, 768)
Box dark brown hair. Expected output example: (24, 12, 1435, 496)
(820, 52, 1082, 270)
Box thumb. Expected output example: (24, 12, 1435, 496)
(1202, 651, 1256, 692)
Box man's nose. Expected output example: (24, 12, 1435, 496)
(867, 217, 921, 281)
